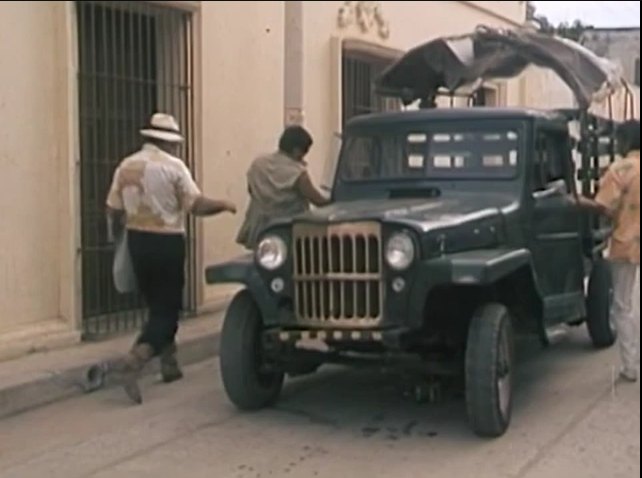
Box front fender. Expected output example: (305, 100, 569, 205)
(205, 254, 254, 284)
(205, 254, 279, 321)
(442, 248, 533, 286)
(406, 248, 540, 329)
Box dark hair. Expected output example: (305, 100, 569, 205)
(616, 119, 640, 153)
(278, 126, 313, 155)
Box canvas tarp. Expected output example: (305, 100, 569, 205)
(376, 26, 624, 109)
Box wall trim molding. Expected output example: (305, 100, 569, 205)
(342, 37, 403, 60)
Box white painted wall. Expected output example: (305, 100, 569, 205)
(0, 2, 66, 334)
(199, 1, 285, 302)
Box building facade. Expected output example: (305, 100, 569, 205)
(0, 1, 535, 360)
(581, 27, 640, 88)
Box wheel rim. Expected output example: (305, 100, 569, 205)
(497, 326, 512, 419)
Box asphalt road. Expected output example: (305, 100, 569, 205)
(0, 328, 639, 478)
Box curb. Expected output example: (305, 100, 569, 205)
(0, 330, 221, 420)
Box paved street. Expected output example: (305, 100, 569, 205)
(0, 328, 639, 478)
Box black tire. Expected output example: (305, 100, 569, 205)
(465, 303, 514, 438)
(586, 259, 616, 348)
(220, 290, 284, 410)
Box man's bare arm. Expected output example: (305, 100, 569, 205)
(573, 195, 614, 219)
(190, 196, 237, 217)
(297, 172, 331, 208)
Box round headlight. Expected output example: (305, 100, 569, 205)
(256, 236, 287, 270)
(385, 233, 415, 270)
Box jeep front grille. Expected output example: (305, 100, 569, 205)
(293, 222, 383, 327)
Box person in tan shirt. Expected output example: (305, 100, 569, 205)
(236, 126, 330, 249)
(577, 119, 640, 382)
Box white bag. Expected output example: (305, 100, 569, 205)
(113, 230, 137, 294)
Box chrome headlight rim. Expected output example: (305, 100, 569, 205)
(256, 235, 288, 271)
(385, 232, 416, 271)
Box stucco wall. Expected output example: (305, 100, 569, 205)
(0, 2, 67, 334)
(200, 1, 285, 302)
(522, 67, 575, 110)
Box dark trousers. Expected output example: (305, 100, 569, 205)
(128, 230, 185, 356)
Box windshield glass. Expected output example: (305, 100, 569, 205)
(339, 127, 521, 182)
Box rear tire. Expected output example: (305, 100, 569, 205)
(586, 259, 616, 348)
(466, 303, 514, 438)
(220, 290, 284, 410)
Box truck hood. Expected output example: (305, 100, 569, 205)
(295, 194, 517, 233)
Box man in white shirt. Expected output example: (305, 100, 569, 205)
(106, 113, 236, 404)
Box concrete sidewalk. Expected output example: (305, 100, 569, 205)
(0, 312, 225, 420)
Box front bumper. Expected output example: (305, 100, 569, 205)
(263, 326, 412, 351)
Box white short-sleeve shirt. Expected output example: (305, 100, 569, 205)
(106, 143, 201, 234)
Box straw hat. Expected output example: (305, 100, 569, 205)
(140, 113, 184, 143)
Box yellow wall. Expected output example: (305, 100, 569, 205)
(0, 3, 62, 331)
(199, 1, 285, 303)
(523, 67, 575, 110)
(0, 1, 78, 359)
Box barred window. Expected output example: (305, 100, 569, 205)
(341, 50, 399, 127)
(76, 1, 197, 337)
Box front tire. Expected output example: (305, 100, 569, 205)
(465, 303, 514, 438)
(220, 290, 284, 410)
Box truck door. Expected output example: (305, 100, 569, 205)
(530, 131, 586, 322)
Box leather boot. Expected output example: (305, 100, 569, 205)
(160, 343, 184, 384)
(116, 343, 154, 405)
